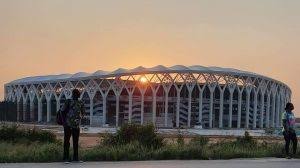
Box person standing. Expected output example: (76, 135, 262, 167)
(61, 89, 85, 163)
(282, 102, 297, 159)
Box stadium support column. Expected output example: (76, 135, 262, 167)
(280, 94, 285, 126)
(176, 89, 180, 128)
(116, 95, 120, 127)
(37, 99, 42, 122)
(228, 91, 233, 128)
(276, 95, 278, 128)
(219, 89, 224, 128)
(266, 93, 271, 128)
(140, 85, 147, 125)
(141, 93, 144, 125)
(187, 91, 192, 128)
(284, 93, 288, 115)
(186, 83, 194, 128)
(275, 94, 280, 127)
(89, 99, 93, 126)
(208, 85, 216, 128)
(253, 91, 258, 129)
(209, 91, 213, 128)
(198, 89, 203, 127)
(102, 96, 107, 126)
(23, 100, 27, 121)
(30, 99, 34, 122)
(260, 92, 265, 128)
(164, 92, 168, 127)
(271, 93, 276, 128)
(46, 99, 51, 122)
(16, 100, 20, 122)
(237, 90, 243, 129)
(152, 93, 157, 125)
(228, 84, 235, 128)
(128, 93, 133, 123)
(163, 85, 170, 128)
(245, 88, 251, 128)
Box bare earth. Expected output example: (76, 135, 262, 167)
(1, 158, 300, 168)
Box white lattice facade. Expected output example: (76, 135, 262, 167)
(4, 65, 291, 129)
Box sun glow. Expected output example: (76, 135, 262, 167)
(140, 76, 148, 83)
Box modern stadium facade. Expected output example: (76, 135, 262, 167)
(4, 65, 291, 129)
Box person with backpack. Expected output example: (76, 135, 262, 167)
(282, 102, 297, 159)
(58, 89, 85, 163)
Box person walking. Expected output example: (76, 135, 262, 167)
(61, 89, 85, 163)
(282, 102, 297, 159)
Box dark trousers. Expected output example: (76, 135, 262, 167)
(63, 126, 80, 161)
(283, 131, 298, 156)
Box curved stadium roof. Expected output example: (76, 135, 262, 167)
(7, 65, 288, 88)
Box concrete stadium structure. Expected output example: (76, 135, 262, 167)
(4, 65, 291, 129)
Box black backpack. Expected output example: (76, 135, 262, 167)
(56, 100, 70, 125)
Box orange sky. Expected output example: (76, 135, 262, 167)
(0, 0, 299, 116)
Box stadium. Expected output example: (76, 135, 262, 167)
(4, 65, 291, 129)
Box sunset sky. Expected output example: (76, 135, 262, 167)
(0, 0, 299, 116)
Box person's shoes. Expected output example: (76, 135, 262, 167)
(291, 153, 296, 159)
(72, 159, 84, 163)
(63, 160, 71, 164)
(63, 157, 71, 164)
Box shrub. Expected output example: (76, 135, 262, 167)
(0, 124, 57, 143)
(135, 124, 164, 149)
(100, 123, 164, 149)
(0, 124, 21, 141)
(26, 127, 57, 143)
(101, 132, 118, 147)
(176, 129, 184, 147)
(189, 135, 209, 147)
(235, 131, 257, 147)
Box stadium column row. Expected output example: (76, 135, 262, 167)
(14, 84, 288, 129)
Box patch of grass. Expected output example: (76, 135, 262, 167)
(176, 129, 185, 147)
(82, 142, 207, 161)
(0, 124, 57, 143)
(1, 124, 300, 162)
(83, 129, 295, 161)
(189, 135, 209, 147)
(0, 124, 62, 163)
(235, 131, 257, 147)
(0, 142, 62, 163)
(82, 141, 150, 161)
(207, 141, 286, 159)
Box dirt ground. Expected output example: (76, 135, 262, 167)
(56, 135, 100, 148)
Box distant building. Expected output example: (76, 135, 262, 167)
(4, 65, 291, 129)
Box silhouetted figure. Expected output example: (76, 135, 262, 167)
(282, 102, 297, 159)
(61, 89, 85, 163)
